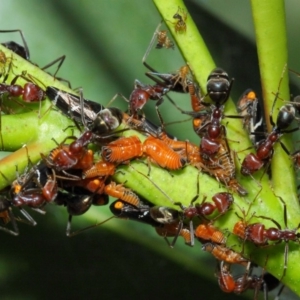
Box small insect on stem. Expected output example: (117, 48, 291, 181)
(142, 21, 174, 65)
(166, 7, 188, 34)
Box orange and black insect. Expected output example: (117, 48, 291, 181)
(237, 89, 264, 145)
(46, 87, 123, 137)
(0, 161, 57, 235)
(110, 199, 191, 247)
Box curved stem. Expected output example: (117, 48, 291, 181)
(251, 2, 300, 293)
(0, 45, 79, 188)
(250, 0, 297, 199)
(152, 0, 300, 295)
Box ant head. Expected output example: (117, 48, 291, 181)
(276, 104, 296, 130)
(91, 108, 123, 135)
(206, 68, 232, 106)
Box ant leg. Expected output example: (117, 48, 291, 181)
(66, 214, 73, 237)
(129, 164, 175, 205)
(18, 207, 37, 226)
(0, 29, 30, 59)
(280, 243, 288, 280)
(142, 21, 163, 69)
(274, 284, 285, 300)
(169, 221, 183, 248)
(270, 64, 287, 126)
(0, 209, 19, 236)
(155, 98, 165, 130)
(105, 93, 122, 108)
(165, 94, 186, 113)
(41, 55, 66, 78)
(66, 215, 115, 237)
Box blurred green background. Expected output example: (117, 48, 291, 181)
(0, 0, 299, 299)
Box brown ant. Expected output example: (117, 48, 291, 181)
(0, 192, 46, 236)
(216, 261, 282, 300)
(233, 195, 300, 279)
(0, 158, 57, 235)
(175, 185, 233, 245)
(0, 76, 46, 103)
(178, 68, 247, 195)
(241, 103, 299, 176)
(10, 160, 58, 210)
(0, 72, 48, 149)
(41, 130, 94, 177)
(241, 66, 300, 177)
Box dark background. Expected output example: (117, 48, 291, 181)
(0, 1, 299, 299)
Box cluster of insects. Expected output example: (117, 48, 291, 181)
(0, 7, 299, 300)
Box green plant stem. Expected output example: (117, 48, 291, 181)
(251, 3, 300, 292)
(152, 0, 300, 295)
(250, 0, 297, 202)
(0, 45, 79, 187)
